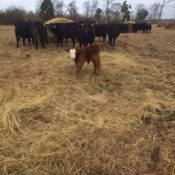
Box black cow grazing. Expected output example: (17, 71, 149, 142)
(133, 23, 152, 33)
(76, 21, 96, 47)
(15, 21, 46, 49)
(95, 24, 107, 42)
(47, 22, 77, 47)
(107, 24, 120, 46)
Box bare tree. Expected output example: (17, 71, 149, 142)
(0, 6, 38, 24)
(103, 0, 116, 24)
(149, 3, 161, 20)
(135, 4, 145, 12)
(95, 8, 102, 23)
(91, 0, 98, 17)
(121, 1, 131, 21)
(135, 4, 149, 22)
(39, 0, 54, 21)
(67, 0, 78, 20)
(110, 3, 121, 22)
(27, 11, 37, 21)
(53, 0, 64, 16)
(159, 0, 175, 19)
(83, 1, 91, 18)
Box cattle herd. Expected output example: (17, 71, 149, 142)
(15, 20, 152, 49)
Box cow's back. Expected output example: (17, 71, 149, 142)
(76, 44, 99, 63)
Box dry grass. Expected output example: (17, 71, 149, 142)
(0, 25, 175, 175)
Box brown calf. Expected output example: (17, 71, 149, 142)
(69, 44, 101, 77)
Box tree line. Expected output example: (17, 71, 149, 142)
(0, 0, 174, 25)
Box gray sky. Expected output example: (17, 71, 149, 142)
(0, 0, 174, 18)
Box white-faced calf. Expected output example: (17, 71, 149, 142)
(69, 44, 101, 77)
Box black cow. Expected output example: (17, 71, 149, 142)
(95, 24, 107, 42)
(107, 24, 120, 46)
(15, 21, 46, 49)
(117, 23, 129, 33)
(47, 22, 77, 47)
(15, 21, 34, 48)
(76, 21, 96, 47)
(145, 23, 152, 33)
(133, 23, 152, 33)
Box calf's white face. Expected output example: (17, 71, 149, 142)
(69, 49, 76, 59)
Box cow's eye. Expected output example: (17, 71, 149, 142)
(91, 23, 94, 26)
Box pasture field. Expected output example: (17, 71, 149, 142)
(0, 25, 175, 175)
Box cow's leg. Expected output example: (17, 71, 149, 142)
(96, 57, 101, 75)
(76, 59, 85, 77)
(108, 38, 112, 46)
(56, 37, 59, 47)
(16, 35, 20, 48)
(84, 41, 88, 47)
(96, 55, 101, 75)
(113, 38, 116, 47)
(32, 37, 35, 45)
(28, 38, 31, 45)
(75, 62, 78, 70)
(108, 37, 110, 45)
(45, 30, 49, 44)
(40, 37, 45, 48)
(60, 38, 63, 47)
(79, 42, 82, 48)
(92, 60, 97, 74)
(71, 37, 75, 48)
(22, 38, 26, 46)
(103, 35, 106, 42)
(35, 37, 38, 49)
(43, 40, 46, 48)
(66, 38, 68, 46)
(93, 55, 101, 75)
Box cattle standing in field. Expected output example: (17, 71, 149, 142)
(15, 21, 46, 49)
(107, 24, 120, 46)
(95, 24, 107, 42)
(69, 44, 101, 77)
(47, 22, 77, 47)
(133, 23, 152, 33)
(76, 21, 96, 47)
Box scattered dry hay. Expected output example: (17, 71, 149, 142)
(0, 25, 175, 175)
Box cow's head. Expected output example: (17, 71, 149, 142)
(69, 49, 76, 60)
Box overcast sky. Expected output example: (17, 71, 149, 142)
(0, 0, 174, 18)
